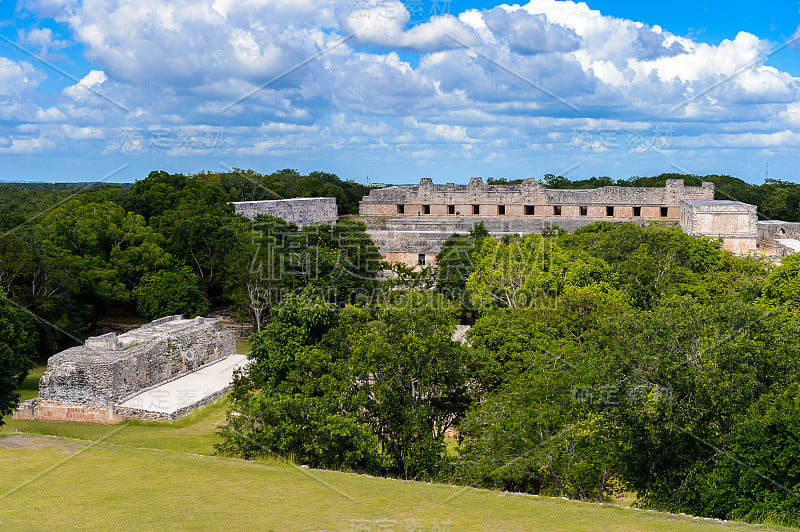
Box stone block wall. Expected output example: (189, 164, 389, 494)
(757, 221, 800, 241)
(368, 216, 659, 266)
(13, 399, 121, 424)
(35, 316, 236, 408)
(679, 200, 758, 253)
(360, 178, 714, 220)
(232, 197, 338, 226)
(756, 221, 800, 259)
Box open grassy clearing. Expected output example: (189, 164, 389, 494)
(1, 354, 793, 531)
(2, 405, 794, 531)
(1, 431, 791, 532)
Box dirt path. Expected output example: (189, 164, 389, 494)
(0, 434, 81, 453)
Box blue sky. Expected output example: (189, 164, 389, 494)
(1, 0, 799, 184)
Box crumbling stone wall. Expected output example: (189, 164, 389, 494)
(34, 315, 236, 408)
(232, 197, 338, 226)
(757, 221, 800, 242)
(756, 221, 800, 259)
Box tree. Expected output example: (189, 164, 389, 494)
(457, 374, 623, 501)
(216, 292, 385, 473)
(231, 216, 296, 331)
(134, 268, 209, 320)
(345, 292, 474, 479)
(702, 383, 800, 526)
(231, 218, 382, 329)
(761, 252, 800, 305)
(382, 262, 437, 292)
(127, 171, 246, 301)
(558, 223, 765, 309)
(592, 296, 800, 514)
(436, 223, 488, 307)
(466, 234, 617, 310)
(218, 291, 475, 481)
(40, 198, 172, 306)
(0, 288, 35, 425)
(456, 291, 630, 500)
(207, 168, 370, 215)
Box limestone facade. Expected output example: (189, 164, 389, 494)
(359, 178, 724, 266)
(368, 216, 627, 266)
(359, 177, 714, 219)
(679, 200, 758, 253)
(231, 197, 338, 226)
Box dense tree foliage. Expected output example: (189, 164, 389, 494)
(436, 223, 487, 307)
(0, 169, 375, 364)
(595, 297, 800, 513)
(217, 292, 386, 473)
(430, 219, 799, 524)
(0, 288, 35, 425)
(760, 253, 800, 305)
(559, 223, 767, 308)
(134, 267, 209, 320)
(704, 383, 800, 524)
(466, 233, 617, 310)
(457, 291, 627, 500)
(199, 168, 369, 215)
(343, 293, 474, 478)
(217, 292, 474, 480)
(230, 216, 382, 330)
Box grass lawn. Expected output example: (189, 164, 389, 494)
(236, 337, 250, 355)
(3, 397, 230, 455)
(1, 357, 792, 531)
(1, 430, 790, 532)
(16, 366, 45, 402)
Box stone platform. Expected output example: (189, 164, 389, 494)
(13, 315, 241, 423)
(117, 354, 248, 420)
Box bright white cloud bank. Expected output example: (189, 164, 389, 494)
(5, 0, 800, 181)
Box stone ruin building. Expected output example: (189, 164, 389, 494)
(232, 197, 338, 226)
(14, 315, 239, 424)
(358, 177, 770, 266)
(679, 200, 758, 254)
(755, 221, 800, 259)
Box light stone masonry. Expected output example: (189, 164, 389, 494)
(358, 177, 730, 266)
(232, 197, 338, 226)
(359, 177, 714, 218)
(13, 315, 237, 423)
(679, 200, 758, 253)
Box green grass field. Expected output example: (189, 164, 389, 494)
(16, 366, 45, 402)
(0, 368, 793, 531)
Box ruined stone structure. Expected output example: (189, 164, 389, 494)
(679, 200, 758, 253)
(14, 315, 236, 423)
(359, 178, 726, 265)
(756, 221, 800, 259)
(232, 197, 338, 226)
